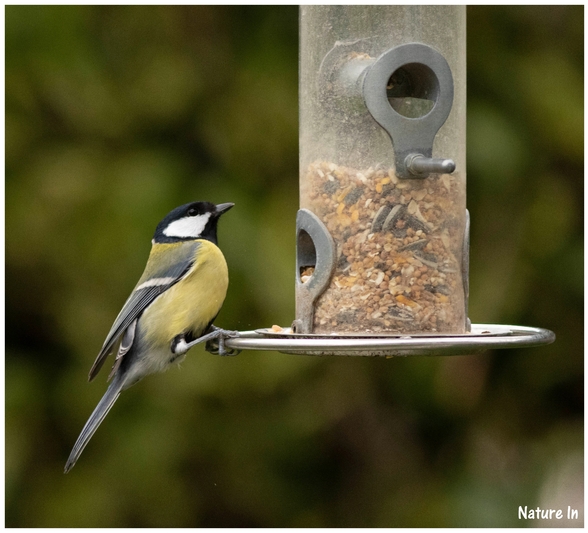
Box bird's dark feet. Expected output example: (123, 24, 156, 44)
(171, 327, 240, 357)
(205, 326, 241, 356)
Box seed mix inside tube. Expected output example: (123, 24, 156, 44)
(301, 161, 466, 334)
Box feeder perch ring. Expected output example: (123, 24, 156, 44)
(223, 324, 555, 358)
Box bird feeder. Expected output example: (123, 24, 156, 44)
(225, 6, 554, 356)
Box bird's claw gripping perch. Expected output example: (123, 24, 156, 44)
(205, 328, 241, 356)
(172, 326, 241, 357)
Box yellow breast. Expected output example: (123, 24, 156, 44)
(141, 240, 229, 347)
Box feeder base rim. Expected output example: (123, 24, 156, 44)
(256, 323, 510, 338)
(223, 324, 555, 357)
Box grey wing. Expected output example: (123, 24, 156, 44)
(88, 243, 200, 381)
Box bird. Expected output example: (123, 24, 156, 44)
(64, 201, 238, 473)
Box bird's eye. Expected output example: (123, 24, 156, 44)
(187, 208, 198, 216)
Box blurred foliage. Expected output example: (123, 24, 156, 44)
(5, 5, 583, 527)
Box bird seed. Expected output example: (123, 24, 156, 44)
(300, 161, 467, 334)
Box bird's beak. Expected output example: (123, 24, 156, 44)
(215, 203, 235, 216)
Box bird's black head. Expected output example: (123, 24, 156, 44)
(153, 202, 234, 245)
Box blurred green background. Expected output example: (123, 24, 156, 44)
(5, 5, 583, 527)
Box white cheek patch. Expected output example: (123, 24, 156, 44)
(163, 213, 211, 239)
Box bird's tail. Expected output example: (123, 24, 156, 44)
(64, 374, 125, 473)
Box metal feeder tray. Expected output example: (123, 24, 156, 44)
(224, 324, 555, 358)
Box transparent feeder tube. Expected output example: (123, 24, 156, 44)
(298, 6, 468, 335)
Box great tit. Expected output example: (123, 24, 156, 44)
(65, 201, 237, 473)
